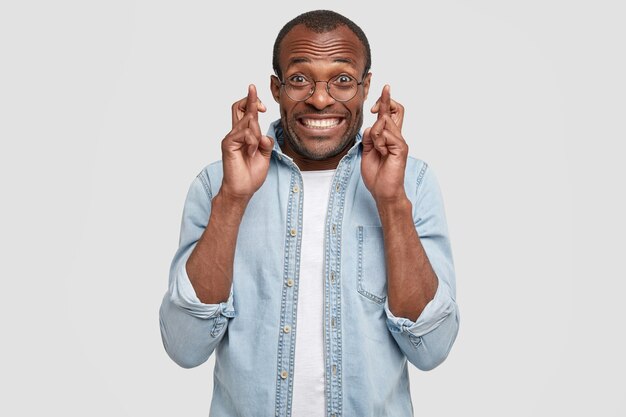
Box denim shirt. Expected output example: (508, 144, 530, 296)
(159, 120, 460, 417)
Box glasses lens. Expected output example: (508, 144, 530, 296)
(285, 76, 313, 101)
(328, 75, 358, 101)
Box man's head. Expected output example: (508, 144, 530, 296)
(270, 10, 372, 167)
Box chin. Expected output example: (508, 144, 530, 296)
(295, 136, 354, 160)
(282, 115, 361, 160)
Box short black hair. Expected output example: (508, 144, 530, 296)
(272, 10, 371, 80)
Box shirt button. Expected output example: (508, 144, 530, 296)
(281, 370, 288, 379)
(335, 183, 340, 192)
(332, 224, 336, 234)
(331, 317, 336, 328)
(277, 154, 282, 161)
(283, 325, 291, 333)
(286, 278, 294, 287)
(332, 364, 337, 375)
(292, 185, 299, 193)
(290, 228, 297, 237)
(330, 271, 335, 283)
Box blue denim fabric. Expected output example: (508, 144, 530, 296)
(159, 120, 460, 417)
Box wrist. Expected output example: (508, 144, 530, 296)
(375, 194, 413, 220)
(374, 193, 411, 213)
(216, 187, 252, 207)
(211, 190, 250, 226)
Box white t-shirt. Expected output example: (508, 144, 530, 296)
(291, 169, 336, 417)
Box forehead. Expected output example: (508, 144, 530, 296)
(279, 24, 366, 74)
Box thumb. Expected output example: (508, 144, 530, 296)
(362, 127, 374, 153)
(258, 135, 274, 156)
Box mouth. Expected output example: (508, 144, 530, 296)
(297, 116, 345, 131)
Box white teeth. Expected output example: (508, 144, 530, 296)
(302, 118, 340, 129)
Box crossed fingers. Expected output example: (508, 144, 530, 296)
(368, 113, 405, 157)
(364, 85, 408, 158)
(231, 84, 266, 128)
(227, 84, 267, 157)
(371, 84, 404, 130)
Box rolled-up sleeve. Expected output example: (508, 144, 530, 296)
(159, 169, 235, 369)
(384, 163, 460, 371)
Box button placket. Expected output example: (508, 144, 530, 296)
(276, 169, 304, 416)
(323, 163, 351, 417)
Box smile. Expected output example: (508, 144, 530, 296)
(299, 117, 342, 129)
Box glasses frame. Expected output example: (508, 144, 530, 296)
(279, 73, 367, 102)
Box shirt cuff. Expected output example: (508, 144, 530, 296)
(384, 279, 455, 337)
(168, 263, 236, 320)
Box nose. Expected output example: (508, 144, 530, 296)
(304, 81, 336, 110)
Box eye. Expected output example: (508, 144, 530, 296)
(287, 74, 310, 85)
(334, 74, 355, 84)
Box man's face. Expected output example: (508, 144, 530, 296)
(271, 25, 371, 163)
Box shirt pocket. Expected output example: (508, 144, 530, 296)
(357, 225, 387, 304)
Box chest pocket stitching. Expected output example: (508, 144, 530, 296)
(356, 225, 387, 304)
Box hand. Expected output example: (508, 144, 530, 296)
(361, 85, 409, 204)
(220, 84, 274, 202)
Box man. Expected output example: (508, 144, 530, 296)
(160, 10, 459, 417)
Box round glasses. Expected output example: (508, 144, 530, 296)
(280, 74, 365, 102)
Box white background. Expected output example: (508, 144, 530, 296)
(1, 1, 624, 415)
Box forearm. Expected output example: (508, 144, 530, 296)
(186, 190, 249, 304)
(377, 195, 438, 321)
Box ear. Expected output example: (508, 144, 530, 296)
(270, 75, 281, 103)
(362, 72, 372, 101)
